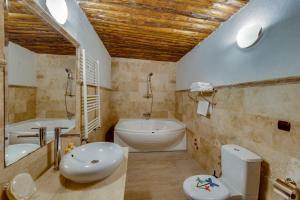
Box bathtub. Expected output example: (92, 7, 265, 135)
(114, 119, 186, 152)
(7, 118, 76, 145)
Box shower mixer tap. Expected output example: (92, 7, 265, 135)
(65, 68, 75, 119)
(143, 72, 154, 119)
(144, 72, 153, 98)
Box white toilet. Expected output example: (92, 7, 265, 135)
(183, 144, 262, 200)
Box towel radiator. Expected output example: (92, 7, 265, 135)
(80, 49, 101, 140)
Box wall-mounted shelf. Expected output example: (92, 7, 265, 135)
(188, 89, 217, 105)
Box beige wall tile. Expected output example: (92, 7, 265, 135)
(6, 55, 77, 123)
(88, 87, 114, 142)
(36, 54, 76, 118)
(111, 58, 176, 122)
(7, 86, 37, 123)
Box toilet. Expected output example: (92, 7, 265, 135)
(183, 144, 262, 200)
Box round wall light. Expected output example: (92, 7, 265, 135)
(46, 0, 68, 25)
(236, 24, 263, 48)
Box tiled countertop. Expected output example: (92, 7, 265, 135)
(30, 147, 128, 200)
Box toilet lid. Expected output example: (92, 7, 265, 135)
(183, 175, 230, 200)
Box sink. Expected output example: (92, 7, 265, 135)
(59, 142, 124, 183)
(5, 144, 40, 166)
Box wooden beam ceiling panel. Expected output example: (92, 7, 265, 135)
(80, 2, 220, 27)
(79, 0, 249, 61)
(5, 0, 76, 55)
(84, 10, 217, 34)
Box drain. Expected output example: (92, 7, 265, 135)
(91, 160, 99, 164)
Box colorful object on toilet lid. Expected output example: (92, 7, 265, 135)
(183, 175, 230, 200)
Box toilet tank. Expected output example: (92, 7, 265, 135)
(221, 145, 262, 198)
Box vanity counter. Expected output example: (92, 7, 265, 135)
(30, 147, 128, 200)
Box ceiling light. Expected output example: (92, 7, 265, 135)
(236, 24, 263, 48)
(46, 0, 68, 25)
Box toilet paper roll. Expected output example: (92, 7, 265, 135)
(273, 178, 298, 200)
(273, 188, 290, 200)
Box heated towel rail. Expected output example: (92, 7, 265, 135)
(80, 49, 101, 139)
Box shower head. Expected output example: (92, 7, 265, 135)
(147, 72, 153, 82)
(65, 68, 73, 79)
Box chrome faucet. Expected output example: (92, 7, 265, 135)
(54, 127, 80, 170)
(17, 127, 47, 147)
(143, 73, 153, 119)
(143, 112, 151, 119)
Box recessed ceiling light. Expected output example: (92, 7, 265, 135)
(46, 0, 68, 25)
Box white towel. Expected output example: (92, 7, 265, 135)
(190, 82, 214, 92)
(197, 100, 210, 116)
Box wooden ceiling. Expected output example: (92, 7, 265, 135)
(5, 0, 76, 55)
(79, 0, 249, 61)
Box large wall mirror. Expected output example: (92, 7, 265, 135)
(4, 0, 78, 167)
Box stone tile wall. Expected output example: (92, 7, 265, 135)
(36, 54, 76, 118)
(88, 87, 113, 142)
(175, 80, 300, 199)
(7, 86, 37, 123)
(111, 58, 176, 123)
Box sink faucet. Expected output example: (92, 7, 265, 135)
(54, 127, 80, 170)
(17, 127, 47, 147)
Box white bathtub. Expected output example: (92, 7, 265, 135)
(7, 118, 76, 145)
(114, 119, 186, 152)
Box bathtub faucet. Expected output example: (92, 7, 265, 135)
(17, 127, 47, 147)
(143, 112, 151, 119)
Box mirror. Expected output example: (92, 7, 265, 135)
(4, 0, 77, 166)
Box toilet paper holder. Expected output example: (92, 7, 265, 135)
(273, 178, 298, 200)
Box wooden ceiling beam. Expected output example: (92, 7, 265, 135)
(80, 1, 228, 22)
(91, 20, 211, 37)
(91, 21, 208, 40)
(96, 31, 202, 48)
(98, 33, 198, 49)
(102, 42, 190, 55)
(80, 2, 221, 26)
(83, 8, 218, 34)
(95, 32, 202, 48)
(109, 49, 180, 61)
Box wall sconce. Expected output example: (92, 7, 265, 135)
(236, 24, 263, 48)
(46, 0, 68, 25)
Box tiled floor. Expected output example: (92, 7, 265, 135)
(125, 151, 205, 200)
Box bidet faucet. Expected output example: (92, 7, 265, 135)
(54, 127, 80, 170)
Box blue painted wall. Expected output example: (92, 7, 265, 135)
(176, 0, 300, 90)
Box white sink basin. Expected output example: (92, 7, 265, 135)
(5, 144, 40, 166)
(59, 142, 124, 183)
